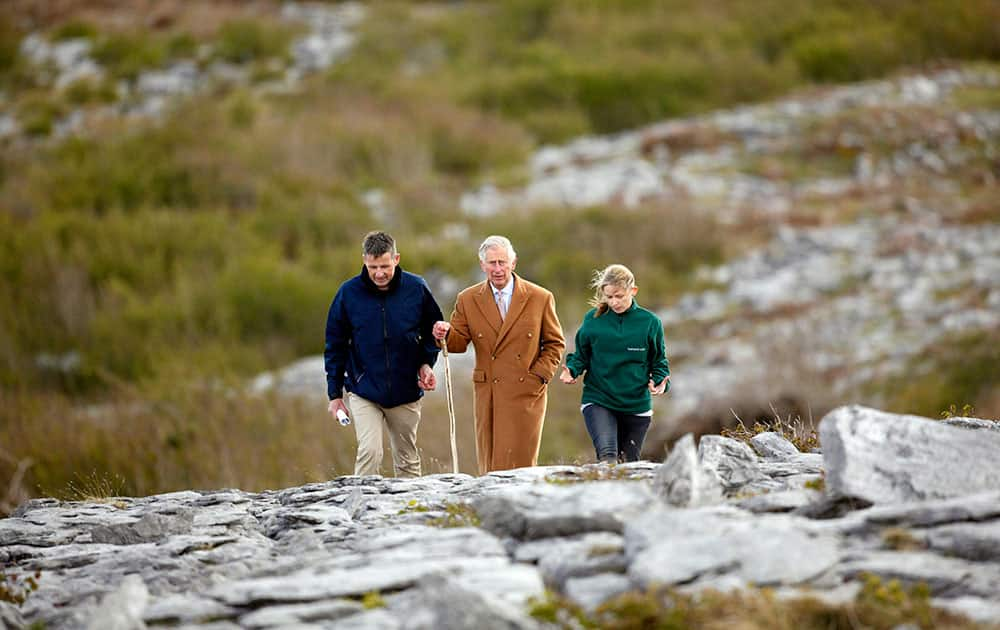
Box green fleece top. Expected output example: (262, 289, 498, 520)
(564, 301, 670, 414)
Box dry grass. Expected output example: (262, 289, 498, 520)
(10, 0, 283, 38)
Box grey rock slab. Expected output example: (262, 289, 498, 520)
(90, 510, 195, 545)
(351, 524, 506, 561)
(733, 488, 822, 513)
(475, 481, 657, 540)
(860, 491, 1000, 528)
(238, 599, 362, 628)
(757, 455, 824, 477)
(386, 573, 543, 630)
(210, 556, 512, 606)
(328, 609, 400, 630)
(563, 573, 633, 612)
(820, 405, 1000, 504)
(838, 550, 1000, 598)
(651, 433, 723, 507)
(942, 417, 1000, 432)
(515, 532, 627, 589)
(627, 507, 841, 588)
(925, 521, 1000, 562)
(0, 602, 25, 630)
(84, 573, 149, 630)
(932, 596, 1000, 625)
(698, 435, 770, 491)
(143, 594, 240, 625)
(750, 432, 801, 459)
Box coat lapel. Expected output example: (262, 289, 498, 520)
(474, 282, 503, 335)
(495, 274, 528, 348)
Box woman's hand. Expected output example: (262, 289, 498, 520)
(648, 375, 669, 396)
(559, 366, 577, 384)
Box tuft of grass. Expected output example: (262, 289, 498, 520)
(803, 476, 825, 492)
(59, 469, 127, 503)
(940, 403, 976, 419)
(721, 405, 820, 453)
(527, 574, 978, 630)
(0, 570, 41, 607)
(882, 527, 926, 552)
(426, 502, 480, 528)
(361, 591, 385, 609)
(398, 498, 431, 515)
(544, 463, 637, 485)
(214, 19, 297, 65)
(51, 20, 98, 41)
(91, 32, 168, 82)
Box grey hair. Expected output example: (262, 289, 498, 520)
(478, 235, 516, 262)
(362, 231, 397, 258)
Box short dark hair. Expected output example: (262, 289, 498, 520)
(362, 231, 396, 258)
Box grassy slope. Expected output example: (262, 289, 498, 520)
(0, 0, 998, 505)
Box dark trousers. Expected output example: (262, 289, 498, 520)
(582, 404, 652, 463)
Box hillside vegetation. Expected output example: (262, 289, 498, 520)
(1, 0, 999, 510)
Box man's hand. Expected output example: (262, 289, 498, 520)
(559, 366, 577, 384)
(328, 398, 348, 419)
(648, 375, 670, 396)
(432, 321, 450, 341)
(418, 364, 437, 391)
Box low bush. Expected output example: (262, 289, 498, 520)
(214, 19, 297, 65)
(91, 32, 168, 81)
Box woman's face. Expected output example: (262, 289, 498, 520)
(602, 283, 636, 314)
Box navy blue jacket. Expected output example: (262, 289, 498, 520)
(324, 265, 443, 408)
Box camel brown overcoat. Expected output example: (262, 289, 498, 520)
(444, 274, 565, 474)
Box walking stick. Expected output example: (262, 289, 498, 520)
(439, 339, 459, 474)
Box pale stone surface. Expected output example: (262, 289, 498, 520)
(6, 409, 1000, 627)
(820, 405, 1000, 503)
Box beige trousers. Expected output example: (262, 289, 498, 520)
(346, 392, 422, 477)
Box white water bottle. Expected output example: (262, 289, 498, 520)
(336, 408, 351, 426)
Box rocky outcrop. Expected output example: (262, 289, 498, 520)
(3, 405, 1000, 628)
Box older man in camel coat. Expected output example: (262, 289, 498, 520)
(433, 236, 565, 475)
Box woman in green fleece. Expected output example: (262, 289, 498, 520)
(559, 264, 670, 462)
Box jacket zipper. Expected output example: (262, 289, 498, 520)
(381, 297, 391, 398)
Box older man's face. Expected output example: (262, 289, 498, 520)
(480, 246, 515, 290)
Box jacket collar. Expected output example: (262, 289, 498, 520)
(359, 263, 403, 294)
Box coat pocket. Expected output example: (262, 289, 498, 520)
(472, 369, 486, 383)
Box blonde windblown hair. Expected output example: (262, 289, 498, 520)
(588, 264, 635, 317)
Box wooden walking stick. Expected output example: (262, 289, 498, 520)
(439, 339, 459, 474)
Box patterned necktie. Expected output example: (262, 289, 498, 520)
(496, 291, 507, 319)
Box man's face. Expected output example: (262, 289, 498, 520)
(364, 252, 400, 290)
(480, 246, 515, 290)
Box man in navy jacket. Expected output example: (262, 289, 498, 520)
(325, 231, 444, 477)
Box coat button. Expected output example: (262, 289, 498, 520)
(493, 378, 499, 383)
(519, 377, 524, 382)
(477, 333, 483, 338)
(491, 355, 496, 360)
(527, 332, 533, 338)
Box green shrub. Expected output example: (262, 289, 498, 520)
(883, 330, 1000, 419)
(61, 77, 117, 105)
(214, 19, 296, 65)
(16, 94, 66, 137)
(791, 23, 905, 83)
(0, 16, 22, 75)
(215, 257, 330, 357)
(166, 32, 198, 60)
(52, 21, 98, 42)
(92, 32, 167, 81)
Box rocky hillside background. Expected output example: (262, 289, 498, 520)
(1, 1, 999, 510)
